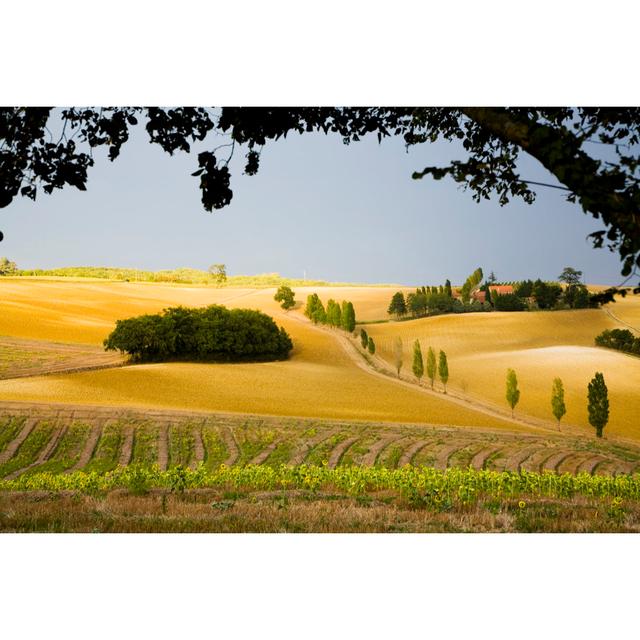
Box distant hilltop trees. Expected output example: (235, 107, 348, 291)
(104, 305, 293, 362)
(387, 267, 601, 320)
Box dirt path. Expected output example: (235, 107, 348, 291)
(470, 446, 503, 471)
(289, 429, 339, 466)
(434, 442, 467, 470)
(361, 435, 400, 466)
(603, 307, 640, 334)
(118, 427, 134, 466)
(5, 423, 67, 480)
(222, 427, 239, 466)
(157, 424, 169, 471)
(0, 418, 39, 464)
(397, 440, 432, 467)
(498, 446, 545, 472)
(279, 309, 561, 436)
(68, 418, 106, 472)
(327, 437, 359, 469)
(191, 422, 205, 469)
(249, 439, 281, 465)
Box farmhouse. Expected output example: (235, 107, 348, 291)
(488, 285, 514, 296)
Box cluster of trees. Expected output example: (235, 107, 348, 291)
(359, 329, 376, 355)
(595, 328, 640, 356)
(410, 341, 449, 392)
(509, 268, 597, 310)
(208, 263, 227, 286)
(505, 369, 609, 438)
(388, 280, 457, 319)
(274, 285, 296, 310)
(103, 305, 293, 362)
(0, 257, 17, 275)
(304, 294, 356, 332)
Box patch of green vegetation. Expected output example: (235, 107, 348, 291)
(380, 445, 403, 469)
(22, 422, 89, 476)
(0, 421, 56, 478)
(0, 416, 26, 454)
(202, 428, 228, 470)
(84, 423, 122, 473)
(448, 445, 476, 469)
(168, 424, 195, 468)
(265, 441, 294, 467)
(339, 439, 370, 466)
(131, 422, 158, 467)
(236, 428, 276, 466)
(305, 433, 348, 466)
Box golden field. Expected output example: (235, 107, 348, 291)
(364, 295, 640, 440)
(0, 280, 512, 428)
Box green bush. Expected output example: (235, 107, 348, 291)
(595, 329, 640, 356)
(104, 305, 293, 362)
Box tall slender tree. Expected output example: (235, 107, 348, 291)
(426, 346, 437, 389)
(412, 340, 424, 384)
(367, 337, 376, 355)
(360, 328, 369, 349)
(438, 350, 449, 393)
(341, 301, 356, 333)
(587, 372, 609, 438)
(551, 377, 566, 428)
(506, 368, 520, 417)
(393, 337, 403, 378)
(444, 279, 452, 298)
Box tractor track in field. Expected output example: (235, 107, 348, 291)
(221, 427, 239, 467)
(191, 423, 205, 469)
(249, 439, 282, 465)
(434, 442, 468, 470)
(362, 435, 402, 466)
(157, 424, 169, 471)
(0, 417, 38, 464)
(470, 446, 503, 471)
(328, 437, 359, 469)
(68, 418, 106, 472)
(4, 423, 67, 480)
(118, 427, 134, 467)
(289, 429, 340, 466)
(397, 440, 433, 468)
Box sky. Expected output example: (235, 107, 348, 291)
(0, 113, 626, 286)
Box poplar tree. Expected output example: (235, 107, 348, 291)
(412, 340, 424, 384)
(360, 328, 368, 349)
(326, 299, 341, 327)
(444, 279, 452, 298)
(393, 337, 403, 377)
(587, 372, 609, 438)
(341, 301, 356, 333)
(506, 368, 520, 417)
(367, 337, 376, 355)
(551, 377, 566, 427)
(438, 350, 449, 393)
(426, 346, 437, 389)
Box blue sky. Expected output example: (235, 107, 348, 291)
(0, 116, 624, 286)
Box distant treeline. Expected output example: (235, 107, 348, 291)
(10, 266, 391, 288)
(104, 305, 293, 362)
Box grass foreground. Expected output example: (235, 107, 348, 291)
(1, 464, 639, 532)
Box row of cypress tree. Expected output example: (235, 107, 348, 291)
(411, 340, 449, 392)
(304, 294, 356, 332)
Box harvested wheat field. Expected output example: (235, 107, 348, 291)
(364, 297, 640, 440)
(0, 280, 513, 428)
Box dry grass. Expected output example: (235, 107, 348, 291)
(1, 489, 639, 533)
(364, 299, 640, 440)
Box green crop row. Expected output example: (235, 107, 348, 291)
(3, 464, 640, 504)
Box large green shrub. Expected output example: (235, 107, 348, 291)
(104, 305, 293, 362)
